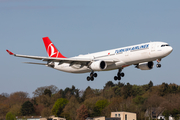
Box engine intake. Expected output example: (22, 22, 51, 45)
(136, 61, 154, 70)
(90, 60, 107, 71)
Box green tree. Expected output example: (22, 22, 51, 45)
(63, 86, 80, 101)
(6, 112, 16, 120)
(142, 84, 149, 91)
(44, 89, 52, 97)
(63, 96, 80, 120)
(159, 83, 169, 96)
(171, 109, 180, 120)
(169, 84, 179, 94)
(132, 85, 144, 96)
(116, 82, 125, 87)
(162, 110, 170, 120)
(104, 81, 115, 89)
(58, 89, 65, 98)
(21, 101, 35, 116)
(33, 85, 59, 97)
(84, 96, 103, 117)
(82, 86, 95, 101)
(94, 99, 109, 116)
(113, 86, 122, 96)
(51, 98, 68, 117)
(133, 96, 146, 105)
(148, 81, 153, 88)
(123, 83, 133, 99)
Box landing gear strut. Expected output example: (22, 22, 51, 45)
(114, 68, 125, 81)
(87, 71, 97, 81)
(156, 59, 162, 68)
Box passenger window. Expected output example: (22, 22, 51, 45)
(115, 114, 117, 117)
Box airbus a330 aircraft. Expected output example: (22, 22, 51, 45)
(6, 37, 173, 81)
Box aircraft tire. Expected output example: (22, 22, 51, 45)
(118, 76, 121, 80)
(87, 76, 91, 81)
(91, 77, 94, 81)
(114, 76, 118, 81)
(121, 73, 125, 77)
(94, 73, 97, 77)
(156, 64, 161, 68)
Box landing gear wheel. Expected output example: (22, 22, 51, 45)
(156, 64, 161, 68)
(91, 77, 94, 81)
(156, 59, 162, 68)
(120, 73, 125, 77)
(87, 76, 91, 81)
(114, 76, 118, 81)
(87, 71, 98, 81)
(93, 73, 97, 77)
(118, 76, 121, 80)
(114, 68, 124, 81)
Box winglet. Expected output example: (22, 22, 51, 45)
(6, 50, 14, 55)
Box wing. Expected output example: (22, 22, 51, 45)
(6, 50, 117, 65)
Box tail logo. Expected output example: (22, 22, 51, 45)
(43, 37, 66, 58)
(47, 43, 58, 57)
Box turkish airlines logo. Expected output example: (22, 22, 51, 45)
(47, 43, 58, 57)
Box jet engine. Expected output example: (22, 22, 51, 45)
(136, 61, 154, 70)
(90, 60, 107, 71)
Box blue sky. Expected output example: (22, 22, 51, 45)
(1, 0, 179, 97)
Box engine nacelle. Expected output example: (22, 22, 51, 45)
(136, 61, 154, 70)
(90, 60, 107, 71)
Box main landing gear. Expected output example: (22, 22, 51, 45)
(114, 69, 125, 81)
(156, 59, 162, 68)
(87, 71, 97, 81)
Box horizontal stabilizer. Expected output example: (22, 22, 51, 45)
(23, 62, 47, 65)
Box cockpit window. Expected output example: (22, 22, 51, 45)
(161, 44, 170, 47)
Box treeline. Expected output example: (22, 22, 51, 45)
(1, 81, 180, 120)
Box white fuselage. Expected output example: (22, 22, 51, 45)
(53, 42, 173, 73)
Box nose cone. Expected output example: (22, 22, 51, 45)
(169, 46, 173, 53)
(165, 46, 173, 56)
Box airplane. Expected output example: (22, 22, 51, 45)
(6, 37, 173, 81)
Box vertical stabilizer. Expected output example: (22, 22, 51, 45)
(42, 37, 66, 58)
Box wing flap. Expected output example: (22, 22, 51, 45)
(24, 62, 47, 65)
(7, 50, 117, 65)
(42, 57, 117, 63)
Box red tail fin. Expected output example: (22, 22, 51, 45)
(42, 37, 66, 58)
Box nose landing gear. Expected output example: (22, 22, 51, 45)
(87, 71, 97, 81)
(114, 68, 125, 81)
(156, 59, 162, 68)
